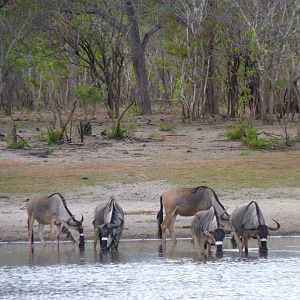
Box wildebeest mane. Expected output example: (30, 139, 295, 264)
(110, 199, 124, 227)
(190, 186, 227, 211)
(242, 200, 264, 227)
(61, 225, 75, 242)
(48, 193, 73, 217)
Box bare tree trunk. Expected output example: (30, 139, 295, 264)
(202, 0, 219, 116)
(124, 0, 152, 114)
(260, 79, 268, 124)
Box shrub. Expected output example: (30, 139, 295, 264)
(225, 122, 281, 150)
(159, 122, 174, 132)
(44, 128, 63, 144)
(5, 136, 28, 149)
(105, 122, 126, 140)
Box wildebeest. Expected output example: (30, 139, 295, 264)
(157, 186, 230, 244)
(191, 207, 229, 255)
(230, 201, 280, 253)
(26, 193, 84, 248)
(92, 198, 124, 252)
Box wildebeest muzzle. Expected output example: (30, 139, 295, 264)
(99, 224, 115, 251)
(213, 229, 226, 253)
(258, 225, 268, 252)
(79, 227, 85, 248)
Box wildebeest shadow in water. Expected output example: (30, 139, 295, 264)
(94, 250, 120, 264)
(27, 243, 83, 266)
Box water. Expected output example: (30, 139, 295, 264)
(1, 237, 300, 300)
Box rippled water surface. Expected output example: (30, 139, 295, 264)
(1, 237, 300, 300)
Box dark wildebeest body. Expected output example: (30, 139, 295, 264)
(92, 198, 124, 252)
(157, 186, 230, 244)
(26, 193, 84, 249)
(230, 201, 280, 253)
(191, 207, 228, 255)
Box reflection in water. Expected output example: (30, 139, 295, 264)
(0, 237, 300, 300)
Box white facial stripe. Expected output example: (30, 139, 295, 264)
(80, 234, 84, 236)
(260, 238, 267, 242)
(102, 237, 108, 241)
(215, 241, 223, 246)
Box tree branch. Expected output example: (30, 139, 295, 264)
(141, 25, 162, 49)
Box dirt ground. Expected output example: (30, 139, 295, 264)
(0, 112, 300, 242)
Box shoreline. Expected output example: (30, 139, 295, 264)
(1, 183, 299, 243)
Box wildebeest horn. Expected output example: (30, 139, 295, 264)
(268, 219, 280, 231)
(80, 215, 84, 223)
(106, 223, 120, 229)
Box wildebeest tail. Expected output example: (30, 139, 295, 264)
(157, 195, 163, 239)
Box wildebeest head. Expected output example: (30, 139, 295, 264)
(94, 222, 122, 251)
(212, 228, 226, 253)
(257, 219, 280, 253)
(66, 215, 85, 248)
(257, 224, 268, 252)
(93, 198, 124, 252)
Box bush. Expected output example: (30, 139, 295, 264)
(247, 137, 279, 150)
(159, 122, 174, 132)
(44, 128, 63, 144)
(105, 122, 126, 140)
(5, 136, 28, 149)
(225, 122, 281, 150)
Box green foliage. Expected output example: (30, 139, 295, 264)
(129, 104, 141, 116)
(225, 122, 281, 150)
(239, 86, 252, 108)
(46, 146, 58, 155)
(5, 136, 28, 149)
(76, 84, 103, 105)
(105, 122, 126, 140)
(159, 122, 174, 132)
(275, 79, 287, 89)
(123, 116, 138, 135)
(43, 128, 63, 144)
(148, 132, 156, 140)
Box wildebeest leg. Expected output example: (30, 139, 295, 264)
(199, 238, 206, 256)
(50, 221, 59, 247)
(161, 209, 177, 243)
(55, 224, 61, 248)
(27, 216, 34, 247)
(93, 228, 99, 250)
(244, 236, 249, 253)
(38, 224, 45, 246)
(168, 213, 178, 244)
(232, 232, 243, 252)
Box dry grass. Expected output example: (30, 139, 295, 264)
(1, 151, 299, 194)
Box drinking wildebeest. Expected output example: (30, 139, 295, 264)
(157, 186, 230, 244)
(191, 207, 229, 255)
(26, 193, 84, 249)
(92, 198, 124, 252)
(230, 201, 280, 253)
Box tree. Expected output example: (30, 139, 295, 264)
(83, 0, 161, 114)
(229, 0, 300, 124)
